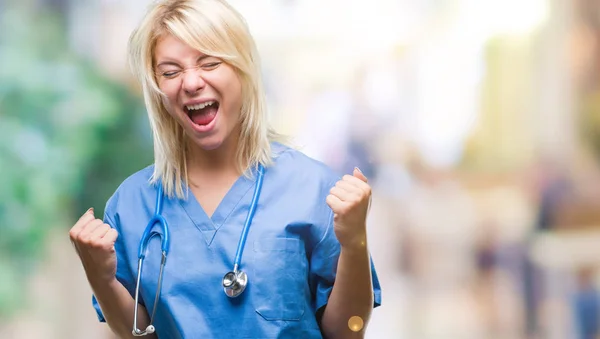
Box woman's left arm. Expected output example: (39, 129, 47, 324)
(321, 168, 375, 339)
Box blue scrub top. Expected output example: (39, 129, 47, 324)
(92, 142, 382, 338)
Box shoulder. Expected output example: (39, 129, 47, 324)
(266, 142, 339, 244)
(269, 142, 340, 187)
(104, 164, 155, 216)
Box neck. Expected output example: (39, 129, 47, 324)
(186, 133, 241, 181)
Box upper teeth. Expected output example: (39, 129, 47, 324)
(187, 101, 215, 111)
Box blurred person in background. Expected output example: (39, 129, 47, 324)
(524, 158, 572, 338)
(572, 266, 600, 339)
(67, 0, 381, 338)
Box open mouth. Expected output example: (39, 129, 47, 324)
(185, 100, 219, 126)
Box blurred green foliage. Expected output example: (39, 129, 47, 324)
(0, 4, 152, 318)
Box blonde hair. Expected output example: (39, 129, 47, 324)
(128, 0, 282, 198)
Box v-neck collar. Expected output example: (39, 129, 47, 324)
(178, 168, 257, 246)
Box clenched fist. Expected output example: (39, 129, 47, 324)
(69, 208, 119, 285)
(326, 167, 372, 248)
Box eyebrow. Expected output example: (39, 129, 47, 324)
(155, 55, 213, 68)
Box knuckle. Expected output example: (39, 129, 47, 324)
(103, 242, 115, 252)
(90, 238, 105, 249)
(80, 234, 94, 245)
(75, 232, 89, 244)
(81, 234, 97, 246)
(89, 238, 102, 248)
(110, 228, 119, 238)
(79, 237, 91, 247)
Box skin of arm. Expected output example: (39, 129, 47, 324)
(320, 240, 374, 339)
(70, 209, 156, 339)
(321, 167, 375, 338)
(91, 278, 156, 339)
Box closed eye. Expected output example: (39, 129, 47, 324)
(201, 62, 222, 70)
(161, 70, 181, 78)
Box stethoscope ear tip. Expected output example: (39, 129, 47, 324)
(131, 324, 155, 336)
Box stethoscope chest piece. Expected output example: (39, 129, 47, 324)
(222, 270, 248, 298)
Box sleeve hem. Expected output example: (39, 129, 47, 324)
(92, 295, 107, 323)
(373, 289, 382, 308)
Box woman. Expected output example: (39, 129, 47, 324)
(69, 0, 381, 338)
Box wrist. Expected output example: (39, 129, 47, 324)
(339, 234, 368, 253)
(89, 276, 120, 295)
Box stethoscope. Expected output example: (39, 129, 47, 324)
(132, 165, 264, 336)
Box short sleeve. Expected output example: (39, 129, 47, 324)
(309, 210, 383, 313)
(91, 202, 137, 322)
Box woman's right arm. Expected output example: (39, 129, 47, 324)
(69, 208, 156, 339)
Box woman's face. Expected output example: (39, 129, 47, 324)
(154, 34, 243, 151)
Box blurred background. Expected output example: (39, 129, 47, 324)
(2, 0, 600, 338)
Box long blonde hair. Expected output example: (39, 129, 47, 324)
(128, 0, 281, 198)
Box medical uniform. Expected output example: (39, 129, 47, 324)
(93, 142, 382, 338)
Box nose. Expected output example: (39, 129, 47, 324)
(182, 68, 205, 95)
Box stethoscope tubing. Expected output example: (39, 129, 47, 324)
(233, 164, 264, 271)
(132, 165, 264, 335)
(138, 184, 170, 258)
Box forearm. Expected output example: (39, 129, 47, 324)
(320, 240, 374, 339)
(90, 278, 155, 339)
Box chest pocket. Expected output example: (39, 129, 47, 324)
(252, 237, 307, 321)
